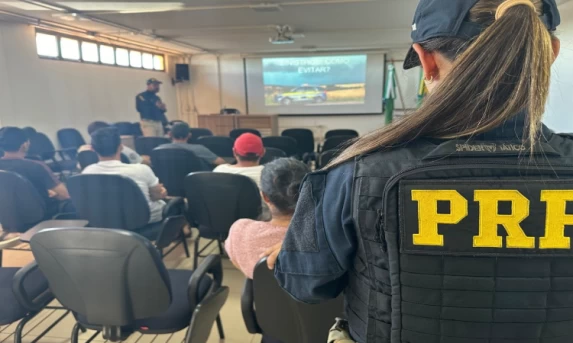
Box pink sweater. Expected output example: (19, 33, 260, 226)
(225, 219, 288, 279)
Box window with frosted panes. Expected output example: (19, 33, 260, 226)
(100, 45, 115, 65)
(35, 30, 166, 72)
(60, 37, 80, 60)
(130, 51, 142, 68)
(36, 33, 59, 58)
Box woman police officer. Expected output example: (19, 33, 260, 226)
(263, 0, 573, 342)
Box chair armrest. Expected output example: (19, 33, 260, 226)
(162, 197, 185, 218)
(12, 262, 53, 312)
(0, 236, 21, 250)
(188, 255, 223, 310)
(241, 278, 262, 334)
(155, 215, 186, 250)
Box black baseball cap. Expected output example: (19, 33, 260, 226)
(403, 0, 561, 69)
(147, 78, 163, 85)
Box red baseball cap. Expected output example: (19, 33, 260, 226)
(234, 133, 264, 156)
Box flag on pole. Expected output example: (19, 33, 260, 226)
(417, 68, 428, 108)
(384, 64, 397, 125)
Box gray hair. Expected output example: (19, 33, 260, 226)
(261, 158, 310, 215)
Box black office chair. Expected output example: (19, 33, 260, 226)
(151, 147, 212, 197)
(282, 128, 315, 160)
(197, 136, 234, 157)
(28, 132, 77, 173)
(132, 122, 144, 137)
(57, 128, 86, 157)
(262, 136, 298, 157)
(114, 122, 135, 136)
(22, 126, 37, 139)
(185, 172, 262, 269)
(188, 128, 213, 144)
(67, 174, 189, 256)
(325, 129, 359, 139)
(320, 135, 355, 153)
(31, 228, 229, 343)
(0, 259, 66, 343)
(77, 150, 99, 170)
(242, 258, 344, 343)
(135, 136, 170, 156)
(317, 149, 340, 169)
(230, 128, 261, 140)
(260, 147, 287, 165)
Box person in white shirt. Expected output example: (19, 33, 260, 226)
(214, 133, 271, 220)
(78, 121, 148, 165)
(82, 127, 167, 224)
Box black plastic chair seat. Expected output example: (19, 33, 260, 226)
(76, 269, 212, 333)
(0, 267, 50, 325)
(134, 221, 164, 241)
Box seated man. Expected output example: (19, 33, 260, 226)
(214, 133, 265, 187)
(214, 133, 270, 220)
(82, 127, 167, 224)
(0, 127, 75, 223)
(158, 122, 226, 166)
(78, 121, 147, 165)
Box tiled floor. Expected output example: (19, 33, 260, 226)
(0, 232, 263, 343)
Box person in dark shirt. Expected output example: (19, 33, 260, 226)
(136, 78, 168, 137)
(0, 127, 75, 222)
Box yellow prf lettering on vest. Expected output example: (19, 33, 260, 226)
(473, 190, 534, 249)
(411, 190, 468, 246)
(539, 191, 573, 249)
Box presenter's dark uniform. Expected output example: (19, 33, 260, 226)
(136, 80, 167, 137)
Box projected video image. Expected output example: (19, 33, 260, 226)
(263, 55, 367, 107)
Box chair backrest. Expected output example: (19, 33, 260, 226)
(244, 258, 344, 343)
(322, 135, 355, 152)
(197, 136, 234, 157)
(282, 129, 315, 154)
(188, 128, 213, 144)
(57, 128, 86, 149)
(185, 172, 261, 240)
(28, 132, 57, 161)
(262, 136, 298, 157)
(260, 147, 287, 165)
(77, 150, 99, 170)
(114, 122, 135, 136)
(30, 228, 172, 327)
(135, 137, 170, 156)
(0, 170, 46, 232)
(318, 149, 339, 169)
(67, 174, 150, 230)
(150, 147, 212, 197)
(22, 126, 37, 139)
(325, 129, 359, 139)
(230, 128, 261, 141)
(132, 122, 143, 137)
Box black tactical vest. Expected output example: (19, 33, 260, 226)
(349, 134, 573, 343)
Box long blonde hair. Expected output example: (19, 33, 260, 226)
(327, 0, 555, 168)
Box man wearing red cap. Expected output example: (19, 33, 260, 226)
(214, 133, 265, 187)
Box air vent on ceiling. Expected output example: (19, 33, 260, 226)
(250, 3, 283, 12)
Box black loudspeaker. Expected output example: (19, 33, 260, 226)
(175, 64, 190, 81)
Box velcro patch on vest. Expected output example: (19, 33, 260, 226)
(422, 140, 560, 160)
(399, 180, 573, 256)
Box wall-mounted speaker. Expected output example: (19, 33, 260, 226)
(175, 64, 190, 81)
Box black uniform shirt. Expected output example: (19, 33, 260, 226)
(136, 90, 167, 124)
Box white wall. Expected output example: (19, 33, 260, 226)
(545, 1, 573, 133)
(0, 23, 178, 143)
(183, 52, 411, 136)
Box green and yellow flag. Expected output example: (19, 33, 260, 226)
(384, 64, 397, 124)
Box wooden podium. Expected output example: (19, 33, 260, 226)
(197, 114, 279, 136)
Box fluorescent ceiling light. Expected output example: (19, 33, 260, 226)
(2, 2, 184, 13)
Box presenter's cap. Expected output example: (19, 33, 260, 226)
(403, 0, 560, 70)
